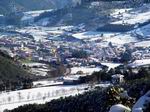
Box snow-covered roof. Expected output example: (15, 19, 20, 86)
(63, 75, 82, 81)
(109, 104, 131, 112)
(112, 74, 124, 78)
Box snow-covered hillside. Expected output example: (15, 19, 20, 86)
(135, 24, 150, 38)
(111, 3, 150, 25)
(71, 3, 150, 47)
(21, 9, 53, 22)
(21, 0, 82, 23)
(128, 59, 150, 68)
(72, 31, 137, 45)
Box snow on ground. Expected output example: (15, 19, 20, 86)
(72, 4, 150, 46)
(128, 59, 150, 68)
(0, 84, 88, 112)
(73, 31, 137, 45)
(134, 40, 150, 47)
(110, 8, 132, 17)
(63, 75, 83, 81)
(22, 62, 47, 67)
(0, 83, 111, 112)
(47, 30, 65, 35)
(20, 0, 82, 21)
(95, 41, 110, 47)
(17, 24, 138, 46)
(22, 63, 50, 76)
(70, 66, 101, 75)
(135, 24, 150, 38)
(111, 4, 150, 25)
(24, 29, 48, 41)
(101, 63, 121, 70)
(16, 27, 49, 41)
(16, 25, 75, 41)
(30, 68, 48, 76)
(36, 18, 50, 26)
(103, 33, 137, 45)
(0, 15, 4, 17)
(33, 80, 63, 87)
(46, 25, 74, 31)
(21, 9, 53, 21)
(95, 83, 112, 88)
(72, 31, 104, 40)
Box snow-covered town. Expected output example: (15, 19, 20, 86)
(0, 0, 150, 112)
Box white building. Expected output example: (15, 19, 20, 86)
(111, 74, 124, 84)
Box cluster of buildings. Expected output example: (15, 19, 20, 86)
(0, 23, 149, 76)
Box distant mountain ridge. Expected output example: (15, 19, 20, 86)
(0, 0, 150, 15)
(0, 0, 82, 15)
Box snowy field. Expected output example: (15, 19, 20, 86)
(16, 26, 73, 41)
(128, 59, 150, 68)
(110, 8, 132, 18)
(0, 84, 88, 112)
(101, 63, 121, 70)
(22, 62, 47, 67)
(72, 31, 137, 45)
(16, 27, 49, 41)
(22, 63, 50, 76)
(72, 31, 104, 40)
(33, 80, 63, 87)
(70, 66, 101, 75)
(0, 83, 111, 112)
(103, 33, 137, 45)
(111, 3, 150, 25)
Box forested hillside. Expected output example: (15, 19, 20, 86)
(0, 51, 33, 91)
(0, 0, 53, 14)
(0, 0, 81, 15)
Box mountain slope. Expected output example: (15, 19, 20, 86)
(0, 51, 32, 91)
(0, 0, 82, 15)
